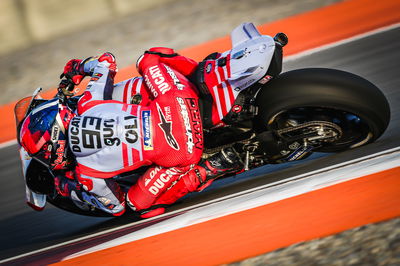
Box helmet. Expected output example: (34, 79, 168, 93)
(19, 98, 75, 171)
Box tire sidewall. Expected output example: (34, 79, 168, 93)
(255, 68, 391, 142)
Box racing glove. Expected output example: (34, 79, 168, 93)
(60, 59, 85, 85)
(60, 52, 117, 85)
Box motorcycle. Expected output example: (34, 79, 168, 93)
(14, 23, 390, 217)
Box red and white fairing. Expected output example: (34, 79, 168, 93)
(19, 147, 46, 210)
(203, 22, 276, 125)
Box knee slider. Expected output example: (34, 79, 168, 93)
(126, 191, 166, 218)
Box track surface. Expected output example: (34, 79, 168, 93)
(1, 27, 399, 262)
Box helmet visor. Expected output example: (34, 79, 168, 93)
(20, 99, 59, 155)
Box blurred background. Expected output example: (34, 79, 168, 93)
(0, 0, 339, 105)
(6, 0, 399, 265)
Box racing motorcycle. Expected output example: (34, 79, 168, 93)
(15, 23, 390, 217)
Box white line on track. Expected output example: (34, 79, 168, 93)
(0, 139, 17, 149)
(1, 22, 399, 151)
(2, 146, 399, 263)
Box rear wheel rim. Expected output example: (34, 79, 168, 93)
(267, 107, 373, 152)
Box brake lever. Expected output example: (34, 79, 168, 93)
(58, 78, 75, 96)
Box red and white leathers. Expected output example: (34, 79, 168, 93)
(67, 48, 224, 218)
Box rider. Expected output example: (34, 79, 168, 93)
(19, 48, 244, 218)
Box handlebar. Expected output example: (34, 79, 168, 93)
(58, 77, 76, 97)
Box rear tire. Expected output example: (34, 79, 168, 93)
(254, 68, 390, 151)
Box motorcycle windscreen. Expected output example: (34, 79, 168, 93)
(14, 93, 46, 132)
(14, 96, 33, 127)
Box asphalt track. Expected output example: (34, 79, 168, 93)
(0, 25, 399, 263)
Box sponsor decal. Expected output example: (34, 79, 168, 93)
(51, 125, 60, 142)
(177, 97, 194, 153)
(130, 94, 142, 104)
(144, 166, 162, 186)
(69, 116, 123, 153)
(52, 140, 66, 169)
(148, 168, 178, 195)
(142, 110, 153, 150)
(156, 103, 179, 150)
(288, 146, 313, 161)
(185, 98, 203, 151)
(177, 97, 203, 153)
(165, 65, 185, 90)
(258, 75, 273, 84)
(90, 72, 103, 82)
(163, 106, 172, 121)
(97, 197, 112, 207)
(149, 65, 171, 94)
(144, 74, 158, 97)
(104, 118, 121, 146)
(123, 116, 139, 144)
(232, 104, 243, 113)
(234, 78, 255, 92)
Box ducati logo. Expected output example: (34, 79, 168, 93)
(156, 103, 179, 150)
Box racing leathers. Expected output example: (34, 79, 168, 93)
(58, 48, 243, 218)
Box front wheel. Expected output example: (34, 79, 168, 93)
(254, 68, 390, 152)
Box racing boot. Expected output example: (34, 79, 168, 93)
(196, 146, 244, 191)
